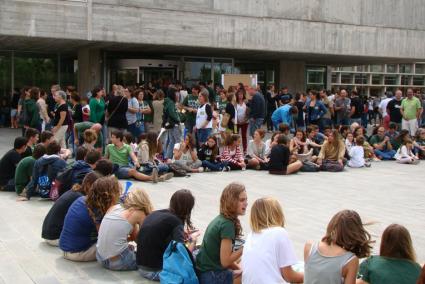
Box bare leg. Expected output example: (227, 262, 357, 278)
(128, 169, 153, 182)
(286, 160, 303, 175)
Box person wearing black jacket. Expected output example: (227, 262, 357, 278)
(265, 85, 277, 131)
(247, 86, 265, 138)
(137, 189, 199, 281)
(106, 87, 128, 138)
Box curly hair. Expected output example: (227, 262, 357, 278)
(220, 182, 246, 238)
(322, 210, 373, 258)
(86, 176, 121, 224)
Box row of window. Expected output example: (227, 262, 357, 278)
(334, 63, 425, 74)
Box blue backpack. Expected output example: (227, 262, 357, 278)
(159, 241, 199, 284)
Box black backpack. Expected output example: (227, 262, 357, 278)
(168, 163, 188, 177)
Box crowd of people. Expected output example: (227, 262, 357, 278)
(0, 81, 424, 283)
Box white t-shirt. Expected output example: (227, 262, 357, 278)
(173, 143, 192, 162)
(379, 98, 392, 117)
(348, 145, 365, 168)
(242, 227, 298, 284)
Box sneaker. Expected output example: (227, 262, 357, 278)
(241, 166, 246, 171)
(365, 162, 371, 168)
(151, 168, 159, 183)
(204, 167, 211, 172)
(222, 166, 231, 172)
(198, 167, 204, 173)
(159, 172, 174, 182)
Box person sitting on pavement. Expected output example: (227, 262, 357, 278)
(268, 134, 303, 175)
(41, 172, 101, 247)
(0, 137, 28, 191)
(246, 129, 268, 170)
(172, 133, 204, 173)
(395, 139, 420, 165)
(369, 126, 396, 160)
(221, 134, 246, 170)
(22, 127, 40, 158)
(316, 129, 346, 172)
(14, 144, 46, 196)
(137, 131, 170, 175)
(105, 130, 172, 183)
(198, 135, 227, 171)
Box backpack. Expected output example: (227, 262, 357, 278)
(53, 167, 75, 199)
(159, 241, 199, 284)
(37, 170, 52, 199)
(168, 163, 188, 177)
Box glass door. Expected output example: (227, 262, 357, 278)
(140, 67, 176, 88)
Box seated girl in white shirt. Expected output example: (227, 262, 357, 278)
(395, 139, 420, 164)
(348, 136, 369, 168)
(241, 197, 303, 284)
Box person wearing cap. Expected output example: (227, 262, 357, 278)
(271, 96, 295, 130)
(52, 90, 69, 148)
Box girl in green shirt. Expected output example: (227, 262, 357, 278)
(196, 182, 248, 284)
(357, 224, 421, 284)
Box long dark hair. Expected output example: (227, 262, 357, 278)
(169, 189, 195, 230)
(380, 224, 416, 262)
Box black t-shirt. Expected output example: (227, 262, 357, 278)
(296, 101, 305, 126)
(41, 190, 83, 240)
(268, 144, 290, 172)
(72, 104, 83, 123)
(225, 103, 236, 130)
(350, 96, 363, 119)
(136, 209, 184, 270)
(107, 95, 128, 128)
(198, 144, 217, 161)
(0, 149, 22, 185)
(11, 93, 20, 109)
(22, 146, 32, 158)
(350, 97, 363, 118)
(53, 103, 69, 127)
(387, 99, 403, 123)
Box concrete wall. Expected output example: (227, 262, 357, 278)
(1, 0, 425, 60)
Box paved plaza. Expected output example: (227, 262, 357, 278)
(0, 128, 424, 284)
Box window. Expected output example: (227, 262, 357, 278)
(400, 75, 410, 85)
(341, 73, 353, 84)
(112, 69, 138, 86)
(331, 73, 339, 84)
(413, 76, 424, 86)
(370, 65, 383, 72)
(340, 66, 354, 72)
(386, 64, 397, 73)
(399, 64, 412, 74)
(14, 52, 58, 91)
(213, 58, 233, 85)
(354, 74, 367, 84)
(356, 65, 368, 72)
(415, 64, 425, 74)
(0, 52, 12, 99)
(372, 75, 383, 85)
(385, 75, 397, 85)
(183, 58, 212, 87)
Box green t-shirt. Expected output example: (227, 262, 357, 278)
(14, 156, 35, 194)
(105, 143, 132, 166)
(89, 97, 105, 123)
(369, 135, 389, 150)
(359, 256, 421, 284)
(74, 121, 103, 149)
(401, 97, 421, 120)
(140, 100, 153, 122)
(196, 214, 236, 272)
(183, 94, 199, 124)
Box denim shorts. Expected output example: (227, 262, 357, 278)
(138, 266, 161, 281)
(96, 246, 137, 271)
(114, 165, 131, 179)
(200, 270, 233, 284)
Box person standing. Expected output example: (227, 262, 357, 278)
(387, 89, 403, 131)
(162, 88, 181, 160)
(349, 90, 363, 125)
(265, 85, 277, 131)
(152, 89, 164, 133)
(334, 89, 350, 125)
(52, 91, 69, 148)
(126, 88, 141, 139)
(25, 87, 41, 132)
(182, 85, 200, 137)
(401, 88, 422, 136)
(195, 90, 213, 147)
(106, 86, 128, 139)
(37, 89, 50, 131)
(247, 86, 265, 138)
(89, 86, 106, 124)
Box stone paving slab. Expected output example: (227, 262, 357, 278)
(0, 128, 424, 283)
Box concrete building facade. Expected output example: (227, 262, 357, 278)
(1, 0, 425, 96)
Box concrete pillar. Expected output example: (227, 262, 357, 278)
(326, 66, 333, 90)
(279, 60, 305, 94)
(78, 47, 102, 96)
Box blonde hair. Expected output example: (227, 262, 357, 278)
(123, 188, 154, 215)
(250, 197, 285, 233)
(83, 129, 98, 144)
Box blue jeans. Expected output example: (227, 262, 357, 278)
(374, 149, 396, 160)
(249, 118, 264, 137)
(202, 160, 226, 171)
(163, 126, 181, 160)
(200, 270, 233, 284)
(337, 117, 349, 126)
(96, 246, 137, 271)
(197, 128, 212, 145)
(138, 266, 161, 281)
(319, 117, 332, 132)
(140, 163, 169, 174)
(127, 122, 143, 140)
